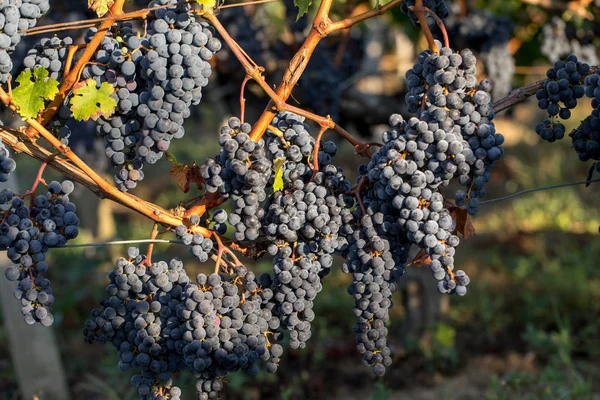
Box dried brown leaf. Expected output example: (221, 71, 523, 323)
(170, 162, 203, 193)
(409, 248, 432, 267)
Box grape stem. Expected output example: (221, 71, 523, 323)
(423, 7, 449, 49)
(413, 0, 439, 53)
(144, 223, 160, 266)
(311, 126, 329, 179)
(239, 74, 251, 124)
(212, 232, 242, 274)
(21, 157, 54, 208)
(348, 176, 368, 215)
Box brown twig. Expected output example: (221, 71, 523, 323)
(144, 223, 160, 266)
(423, 6, 449, 48)
(413, 0, 439, 53)
(247, 0, 405, 142)
(349, 175, 368, 214)
(239, 74, 252, 123)
(326, 0, 404, 32)
(311, 126, 329, 176)
(219, 0, 279, 9)
(63, 44, 85, 77)
(493, 65, 598, 113)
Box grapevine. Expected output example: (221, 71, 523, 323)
(0, 0, 597, 399)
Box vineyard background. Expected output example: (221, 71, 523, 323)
(1, 0, 600, 399)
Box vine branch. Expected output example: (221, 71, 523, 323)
(0, 126, 210, 238)
(493, 65, 599, 114)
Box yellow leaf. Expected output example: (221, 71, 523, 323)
(194, 0, 217, 8)
(273, 158, 286, 192)
(69, 79, 117, 121)
(88, 0, 114, 17)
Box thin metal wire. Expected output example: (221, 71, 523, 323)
(55, 239, 184, 249)
(0, 179, 597, 251)
(480, 178, 600, 206)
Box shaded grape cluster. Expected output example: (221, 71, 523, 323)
(2, 181, 80, 326)
(535, 55, 589, 142)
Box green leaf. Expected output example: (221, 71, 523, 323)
(273, 158, 286, 192)
(294, 0, 312, 20)
(12, 67, 59, 120)
(69, 79, 117, 122)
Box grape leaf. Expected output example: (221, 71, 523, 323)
(69, 79, 117, 121)
(446, 199, 476, 239)
(294, 0, 312, 20)
(273, 158, 286, 192)
(88, 0, 114, 17)
(409, 249, 432, 267)
(12, 67, 59, 119)
(193, 0, 217, 8)
(170, 162, 204, 193)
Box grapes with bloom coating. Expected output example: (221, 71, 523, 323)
(535, 55, 588, 142)
(174, 214, 214, 263)
(0, 0, 49, 83)
(2, 181, 80, 326)
(0, 141, 17, 182)
(84, 248, 186, 399)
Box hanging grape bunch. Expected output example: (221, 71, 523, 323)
(0, 0, 597, 399)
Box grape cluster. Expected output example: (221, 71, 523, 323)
(571, 113, 600, 162)
(343, 212, 407, 376)
(79, 0, 222, 191)
(264, 111, 353, 256)
(199, 117, 272, 242)
(363, 114, 468, 292)
(2, 180, 80, 326)
(174, 214, 214, 263)
(23, 36, 73, 80)
(405, 43, 504, 211)
(541, 17, 599, 65)
(400, 0, 449, 26)
(85, 249, 288, 399)
(0, 0, 49, 83)
(446, 10, 515, 99)
(535, 55, 589, 142)
(84, 248, 187, 399)
(568, 69, 600, 162)
(535, 119, 567, 143)
(0, 141, 17, 182)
